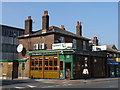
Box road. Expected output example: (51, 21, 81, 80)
(1, 78, 119, 89)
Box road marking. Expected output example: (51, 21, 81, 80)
(63, 84, 68, 86)
(62, 82, 68, 83)
(15, 87, 25, 89)
(56, 85, 60, 87)
(42, 86, 54, 88)
(47, 86, 54, 87)
(27, 85, 36, 88)
(68, 84, 72, 85)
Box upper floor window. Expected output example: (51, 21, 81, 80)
(83, 41, 86, 50)
(33, 43, 46, 50)
(73, 39, 76, 49)
(54, 36, 65, 43)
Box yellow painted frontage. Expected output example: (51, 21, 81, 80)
(29, 55, 60, 78)
(44, 71, 59, 78)
(30, 71, 43, 78)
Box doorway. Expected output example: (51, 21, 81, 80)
(65, 63, 71, 79)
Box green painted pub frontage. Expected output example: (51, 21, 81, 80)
(28, 49, 108, 79)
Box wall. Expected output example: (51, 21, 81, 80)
(54, 34, 89, 50)
(0, 62, 13, 79)
(74, 55, 91, 79)
(18, 34, 54, 59)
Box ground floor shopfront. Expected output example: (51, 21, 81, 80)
(18, 49, 108, 79)
(108, 60, 120, 77)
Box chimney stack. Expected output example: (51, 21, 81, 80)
(93, 37, 99, 46)
(42, 11, 49, 33)
(61, 25, 65, 30)
(76, 21, 82, 36)
(25, 16, 32, 34)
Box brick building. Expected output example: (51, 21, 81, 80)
(17, 11, 108, 79)
(92, 37, 120, 77)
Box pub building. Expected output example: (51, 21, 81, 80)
(17, 11, 108, 79)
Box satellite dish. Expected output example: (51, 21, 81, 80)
(17, 44, 23, 52)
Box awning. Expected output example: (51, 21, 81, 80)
(108, 60, 120, 65)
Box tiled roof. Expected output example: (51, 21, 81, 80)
(18, 26, 90, 40)
(106, 45, 119, 53)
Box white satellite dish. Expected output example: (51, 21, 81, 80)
(17, 44, 23, 52)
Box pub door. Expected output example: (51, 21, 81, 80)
(65, 63, 71, 79)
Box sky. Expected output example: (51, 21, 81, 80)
(1, 2, 118, 48)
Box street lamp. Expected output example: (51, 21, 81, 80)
(12, 32, 16, 80)
(13, 33, 16, 60)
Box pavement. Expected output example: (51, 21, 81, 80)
(1, 77, 119, 85)
(0, 77, 119, 89)
(35, 77, 119, 84)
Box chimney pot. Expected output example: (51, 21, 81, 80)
(93, 37, 97, 39)
(61, 25, 65, 30)
(77, 21, 81, 26)
(44, 11, 48, 15)
(93, 36, 98, 46)
(28, 16, 31, 20)
(61, 25, 64, 28)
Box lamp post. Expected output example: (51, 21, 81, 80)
(12, 33, 16, 80)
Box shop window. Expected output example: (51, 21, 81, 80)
(32, 58, 35, 60)
(39, 57, 42, 60)
(35, 61, 39, 66)
(54, 67, 57, 70)
(31, 61, 34, 66)
(35, 58, 39, 60)
(45, 57, 49, 60)
(54, 57, 58, 60)
(54, 60, 57, 66)
(49, 57, 53, 60)
(45, 67, 48, 70)
(45, 61, 48, 66)
(35, 67, 38, 70)
(31, 67, 34, 70)
(49, 67, 53, 70)
(60, 61, 63, 70)
(39, 67, 42, 70)
(49, 61, 53, 66)
(39, 61, 42, 66)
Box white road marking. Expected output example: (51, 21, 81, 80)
(42, 85, 55, 88)
(56, 85, 60, 87)
(47, 86, 55, 87)
(27, 85, 36, 88)
(68, 84, 72, 85)
(63, 82, 67, 83)
(63, 84, 68, 86)
(15, 87, 25, 89)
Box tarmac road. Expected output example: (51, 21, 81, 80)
(1, 78, 119, 89)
